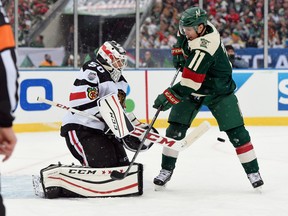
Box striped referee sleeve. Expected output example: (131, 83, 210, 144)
(0, 1, 19, 127)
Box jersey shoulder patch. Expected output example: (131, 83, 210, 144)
(188, 21, 220, 56)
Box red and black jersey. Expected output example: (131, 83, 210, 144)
(0, 0, 19, 127)
(60, 59, 129, 136)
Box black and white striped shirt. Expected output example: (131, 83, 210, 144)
(0, 0, 19, 127)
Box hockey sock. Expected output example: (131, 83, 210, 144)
(241, 159, 259, 174)
(226, 126, 260, 174)
(236, 142, 259, 174)
(161, 154, 177, 171)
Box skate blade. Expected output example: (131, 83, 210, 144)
(254, 186, 263, 194)
(154, 184, 167, 191)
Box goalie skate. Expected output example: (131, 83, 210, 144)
(32, 175, 45, 198)
(153, 169, 173, 191)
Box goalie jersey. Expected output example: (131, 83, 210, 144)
(60, 60, 128, 136)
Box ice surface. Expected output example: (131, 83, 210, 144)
(2, 126, 288, 216)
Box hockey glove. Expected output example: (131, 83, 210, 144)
(125, 112, 159, 152)
(122, 126, 158, 152)
(172, 45, 185, 71)
(153, 87, 181, 111)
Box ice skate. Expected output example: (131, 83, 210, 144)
(247, 172, 264, 190)
(154, 169, 173, 191)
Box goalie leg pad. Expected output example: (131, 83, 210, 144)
(37, 163, 143, 198)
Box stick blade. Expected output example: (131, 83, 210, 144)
(110, 170, 125, 180)
(180, 121, 211, 150)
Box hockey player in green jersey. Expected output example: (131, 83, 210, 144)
(153, 7, 264, 190)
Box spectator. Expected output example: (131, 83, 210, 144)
(141, 51, 157, 68)
(6, 0, 54, 46)
(140, 17, 158, 37)
(268, 26, 284, 48)
(137, 0, 288, 50)
(151, 0, 163, 24)
(65, 25, 83, 60)
(221, 30, 232, 45)
(225, 45, 249, 68)
(226, 31, 246, 49)
(65, 54, 81, 67)
(160, 38, 170, 49)
(167, 25, 177, 47)
(161, 0, 179, 24)
(246, 36, 258, 48)
(234, 22, 249, 42)
(30, 35, 45, 47)
(83, 48, 99, 64)
(39, 54, 57, 67)
(257, 33, 265, 48)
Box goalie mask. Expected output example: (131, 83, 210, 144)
(97, 41, 128, 82)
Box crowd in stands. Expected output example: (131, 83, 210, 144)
(5, 0, 57, 46)
(6, 0, 288, 50)
(140, 0, 288, 49)
(4, 0, 288, 68)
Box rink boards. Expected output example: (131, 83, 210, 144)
(14, 69, 288, 132)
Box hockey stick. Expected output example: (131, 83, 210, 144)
(111, 107, 162, 180)
(110, 68, 182, 180)
(37, 97, 210, 151)
(37, 97, 99, 120)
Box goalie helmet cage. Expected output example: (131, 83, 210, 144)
(39, 163, 143, 199)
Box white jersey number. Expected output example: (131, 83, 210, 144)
(188, 50, 205, 71)
(88, 61, 105, 73)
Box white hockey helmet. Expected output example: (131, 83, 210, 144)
(97, 41, 128, 82)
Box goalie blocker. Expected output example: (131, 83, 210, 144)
(33, 163, 143, 198)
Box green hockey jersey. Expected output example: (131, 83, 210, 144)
(174, 21, 236, 97)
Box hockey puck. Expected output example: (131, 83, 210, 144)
(217, 137, 225, 142)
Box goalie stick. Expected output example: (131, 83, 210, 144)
(37, 96, 210, 152)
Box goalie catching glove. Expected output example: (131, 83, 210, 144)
(122, 112, 159, 152)
(153, 87, 182, 111)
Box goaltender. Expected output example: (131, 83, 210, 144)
(35, 41, 152, 198)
